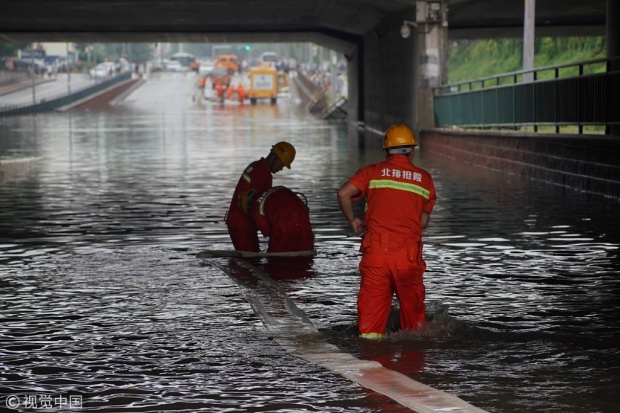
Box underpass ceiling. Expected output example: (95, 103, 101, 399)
(0, 0, 607, 47)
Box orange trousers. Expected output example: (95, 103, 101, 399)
(357, 234, 426, 335)
(358, 256, 425, 335)
(226, 210, 260, 252)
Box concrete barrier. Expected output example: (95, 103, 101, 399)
(0, 72, 132, 116)
(420, 129, 620, 199)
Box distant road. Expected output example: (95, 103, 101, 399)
(0, 73, 111, 108)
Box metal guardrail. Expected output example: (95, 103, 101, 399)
(320, 96, 348, 120)
(0, 72, 132, 116)
(293, 70, 332, 115)
(433, 57, 620, 133)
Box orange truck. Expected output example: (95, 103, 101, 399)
(210, 54, 239, 88)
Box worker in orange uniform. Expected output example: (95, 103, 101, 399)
(215, 81, 226, 101)
(337, 124, 436, 339)
(226, 82, 235, 100)
(251, 186, 314, 253)
(251, 185, 315, 280)
(236, 83, 248, 102)
(226, 142, 296, 252)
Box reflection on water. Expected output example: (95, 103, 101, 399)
(1, 72, 619, 412)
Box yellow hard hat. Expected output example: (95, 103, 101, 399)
(383, 124, 417, 149)
(272, 141, 296, 168)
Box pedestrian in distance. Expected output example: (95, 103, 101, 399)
(337, 123, 436, 340)
(225, 142, 296, 252)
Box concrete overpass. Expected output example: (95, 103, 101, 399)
(2, 0, 619, 198)
(0, 0, 609, 43)
(0, 1, 614, 129)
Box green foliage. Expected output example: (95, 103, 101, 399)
(448, 37, 606, 84)
(0, 43, 30, 57)
(70, 43, 152, 65)
(102, 43, 152, 63)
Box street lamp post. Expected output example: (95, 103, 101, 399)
(30, 47, 36, 105)
(86, 45, 93, 68)
(66, 42, 71, 95)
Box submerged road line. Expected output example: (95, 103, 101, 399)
(206, 256, 488, 413)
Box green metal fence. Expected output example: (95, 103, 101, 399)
(433, 57, 620, 133)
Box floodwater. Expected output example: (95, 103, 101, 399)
(1, 72, 619, 412)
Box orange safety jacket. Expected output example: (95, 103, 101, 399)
(251, 186, 314, 253)
(347, 154, 436, 254)
(237, 84, 248, 101)
(215, 82, 226, 98)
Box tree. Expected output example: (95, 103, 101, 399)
(0, 43, 30, 58)
(127, 43, 152, 64)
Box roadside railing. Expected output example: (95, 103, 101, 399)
(319, 96, 348, 120)
(433, 57, 620, 134)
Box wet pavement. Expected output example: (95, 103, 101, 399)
(1, 71, 619, 412)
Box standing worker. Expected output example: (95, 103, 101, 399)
(337, 124, 436, 339)
(251, 186, 314, 253)
(226, 142, 296, 252)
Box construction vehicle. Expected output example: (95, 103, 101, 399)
(248, 66, 279, 105)
(170, 52, 199, 72)
(211, 54, 239, 88)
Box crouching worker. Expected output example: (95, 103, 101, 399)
(251, 186, 314, 253)
(251, 185, 315, 280)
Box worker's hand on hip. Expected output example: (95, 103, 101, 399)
(350, 218, 366, 237)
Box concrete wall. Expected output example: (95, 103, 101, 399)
(607, 0, 620, 136)
(346, 46, 361, 126)
(360, 6, 447, 135)
(0, 71, 28, 86)
(362, 11, 417, 132)
(420, 130, 620, 199)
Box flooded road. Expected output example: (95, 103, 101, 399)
(1, 71, 619, 412)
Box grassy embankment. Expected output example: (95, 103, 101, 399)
(446, 37, 607, 133)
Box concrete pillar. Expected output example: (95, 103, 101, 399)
(346, 46, 361, 125)
(607, 0, 620, 136)
(523, 0, 535, 83)
(608, 0, 619, 63)
(416, 0, 449, 131)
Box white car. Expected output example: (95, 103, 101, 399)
(90, 62, 115, 78)
(198, 59, 215, 76)
(165, 60, 184, 72)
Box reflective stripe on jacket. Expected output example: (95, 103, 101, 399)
(226, 157, 272, 223)
(346, 154, 436, 241)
